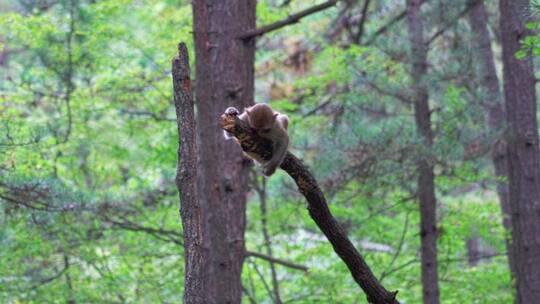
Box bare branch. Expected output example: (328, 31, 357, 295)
(249, 260, 276, 302)
(427, 0, 481, 45)
(221, 113, 400, 304)
(120, 109, 176, 122)
(246, 250, 309, 272)
(364, 0, 429, 46)
(242, 286, 258, 304)
(354, 0, 371, 44)
(365, 10, 406, 45)
(107, 219, 183, 245)
(302, 96, 333, 117)
(239, 0, 337, 40)
(364, 79, 412, 104)
(379, 212, 411, 282)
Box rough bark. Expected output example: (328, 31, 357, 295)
(172, 43, 204, 303)
(467, 0, 516, 277)
(405, 1, 440, 303)
(191, 1, 256, 303)
(221, 114, 400, 304)
(500, 0, 540, 302)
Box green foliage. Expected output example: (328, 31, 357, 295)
(1, 0, 513, 303)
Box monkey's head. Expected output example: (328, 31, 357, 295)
(246, 103, 278, 133)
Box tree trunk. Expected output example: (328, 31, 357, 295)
(0, 37, 8, 67)
(500, 0, 540, 302)
(255, 177, 282, 304)
(406, 1, 440, 303)
(467, 0, 516, 277)
(173, 43, 205, 303)
(192, 1, 256, 303)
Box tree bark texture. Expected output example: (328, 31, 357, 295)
(467, 0, 516, 277)
(221, 114, 400, 304)
(173, 43, 204, 303)
(192, 1, 256, 303)
(406, 1, 440, 303)
(500, 0, 540, 302)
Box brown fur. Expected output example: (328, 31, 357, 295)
(246, 104, 276, 130)
(223, 103, 289, 176)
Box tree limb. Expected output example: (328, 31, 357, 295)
(364, 0, 428, 46)
(364, 10, 406, 45)
(363, 78, 412, 104)
(354, 0, 371, 44)
(246, 250, 309, 272)
(220, 112, 400, 304)
(238, 0, 338, 40)
(427, 0, 481, 45)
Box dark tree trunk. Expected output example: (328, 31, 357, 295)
(406, 0, 440, 303)
(191, 1, 256, 303)
(467, 0, 516, 277)
(500, 0, 540, 302)
(466, 236, 482, 267)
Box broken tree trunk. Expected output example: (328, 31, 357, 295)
(172, 43, 205, 303)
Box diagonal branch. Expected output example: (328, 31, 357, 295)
(220, 112, 400, 304)
(364, 78, 412, 104)
(427, 0, 481, 45)
(364, 10, 406, 45)
(364, 0, 428, 46)
(246, 250, 309, 272)
(239, 0, 338, 40)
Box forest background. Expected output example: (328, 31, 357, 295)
(2, 0, 540, 303)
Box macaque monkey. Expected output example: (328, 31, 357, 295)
(223, 103, 289, 176)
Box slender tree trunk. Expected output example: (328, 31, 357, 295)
(173, 43, 205, 303)
(191, 1, 256, 303)
(406, 1, 440, 303)
(255, 177, 282, 304)
(500, 0, 540, 302)
(467, 0, 516, 277)
(0, 37, 8, 67)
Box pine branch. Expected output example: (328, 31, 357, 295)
(427, 0, 481, 45)
(246, 250, 309, 272)
(238, 0, 337, 40)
